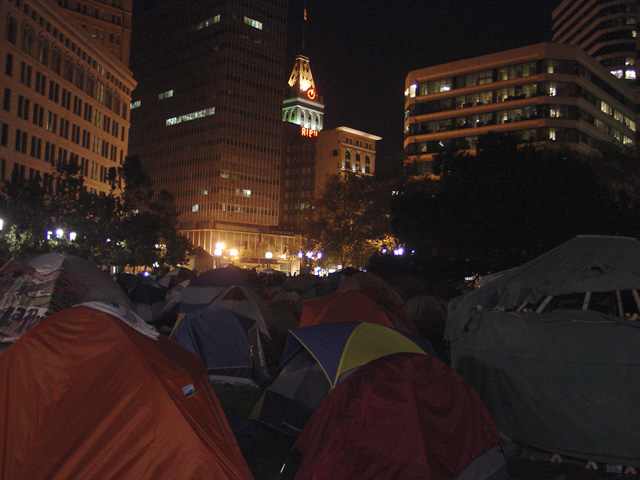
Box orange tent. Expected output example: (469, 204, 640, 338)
(0, 305, 253, 480)
(299, 290, 419, 335)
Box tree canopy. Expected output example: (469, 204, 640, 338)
(391, 133, 640, 282)
(302, 173, 396, 269)
(0, 156, 192, 272)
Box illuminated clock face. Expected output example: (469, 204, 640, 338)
(307, 88, 317, 100)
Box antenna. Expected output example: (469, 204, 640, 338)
(302, 2, 307, 52)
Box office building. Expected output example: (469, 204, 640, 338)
(281, 123, 380, 233)
(0, 0, 135, 194)
(552, 0, 636, 86)
(129, 0, 291, 268)
(404, 43, 636, 173)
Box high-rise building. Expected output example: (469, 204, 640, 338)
(0, 0, 135, 195)
(404, 43, 636, 174)
(552, 0, 637, 87)
(129, 0, 291, 267)
(55, 0, 133, 66)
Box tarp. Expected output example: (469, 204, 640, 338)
(295, 353, 501, 480)
(0, 259, 87, 342)
(451, 309, 640, 466)
(0, 304, 253, 480)
(446, 236, 640, 466)
(171, 307, 270, 386)
(447, 235, 640, 341)
(0, 254, 131, 343)
(250, 322, 435, 435)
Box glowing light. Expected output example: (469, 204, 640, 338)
(265, 251, 273, 259)
(215, 242, 226, 250)
(55, 228, 64, 239)
(301, 127, 318, 138)
(229, 248, 238, 257)
(69, 232, 77, 241)
(214, 248, 222, 256)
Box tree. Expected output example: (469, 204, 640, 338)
(0, 155, 192, 272)
(391, 132, 640, 282)
(302, 173, 396, 269)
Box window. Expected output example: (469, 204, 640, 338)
(6, 16, 17, 44)
(158, 89, 173, 100)
(5, 53, 13, 76)
(3, 88, 10, 111)
(1, 123, 8, 146)
(244, 17, 262, 30)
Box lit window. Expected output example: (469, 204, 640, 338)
(158, 89, 174, 100)
(130, 99, 141, 109)
(166, 107, 215, 126)
(611, 69, 624, 79)
(549, 128, 556, 141)
(409, 83, 417, 98)
(244, 17, 262, 30)
(625, 69, 636, 80)
(192, 204, 199, 212)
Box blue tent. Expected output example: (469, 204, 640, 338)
(250, 322, 435, 435)
(171, 308, 269, 386)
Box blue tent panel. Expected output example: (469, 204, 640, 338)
(171, 308, 255, 371)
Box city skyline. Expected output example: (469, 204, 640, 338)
(285, 0, 560, 161)
(133, 1, 561, 162)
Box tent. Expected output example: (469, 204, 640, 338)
(299, 289, 419, 335)
(446, 235, 640, 467)
(170, 307, 270, 386)
(0, 304, 253, 480)
(156, 266, 196, 288)
(190, 264, 251, 288)
(250, 322, 435, 435)
(295, 353, 501, 480)
(0, 254, 131, 344)
(207, 285, 275, 339)
(336, 271, 403, 305)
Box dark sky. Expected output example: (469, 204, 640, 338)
(134, 0, 561, 161)
(289, 0, 561, 160)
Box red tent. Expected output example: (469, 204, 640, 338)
(295, 353, 500, 480)
(0, 305, 253, 480)
(298, 289, 419, 335)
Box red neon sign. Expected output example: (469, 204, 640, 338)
(301, 127, 318, 138)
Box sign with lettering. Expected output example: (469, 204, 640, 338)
(301, 127, 318, 138)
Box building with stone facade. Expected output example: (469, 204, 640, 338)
(0, 0, 135, 195)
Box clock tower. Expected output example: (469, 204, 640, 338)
(283, 55, 325, 132)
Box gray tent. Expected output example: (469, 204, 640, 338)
(446, 236, 640, 467)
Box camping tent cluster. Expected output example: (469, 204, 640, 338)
(6, 240, 638, 477)
(0, 255, 509, 479)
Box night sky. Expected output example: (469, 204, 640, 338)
(134, 0, 561, 161)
